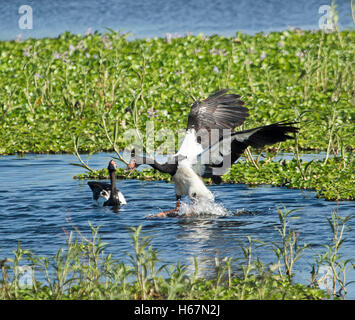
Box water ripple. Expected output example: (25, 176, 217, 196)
(0, 153, 354, 298)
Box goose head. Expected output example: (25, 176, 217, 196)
(108, 160, 117, 172)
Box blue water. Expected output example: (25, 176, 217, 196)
(0, 0, 353, 40)
(0, 153, 354, 298)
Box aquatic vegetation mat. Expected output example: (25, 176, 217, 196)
(74, 157, 354, 201)
(0, 29, 354, 154)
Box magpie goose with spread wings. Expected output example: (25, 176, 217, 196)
(128, 89, 298, 217)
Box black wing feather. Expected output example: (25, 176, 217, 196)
(87, 181, 111, 200)
(195, 122, 299, 180)
(187, 89, 249, 136)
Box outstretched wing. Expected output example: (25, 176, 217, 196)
(193, 122, 299, 182)
(187, 89, 248, 142)
(177, 89, 249, 159)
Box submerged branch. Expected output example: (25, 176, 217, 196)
(70, 135, 95, 172)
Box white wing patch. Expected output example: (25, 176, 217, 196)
(95, 190, 126, 206)
(117, 191, 127, 205)
(198, 133, 233, 166)
(96, 190, 110, 206)
(177, 129, 203, 165)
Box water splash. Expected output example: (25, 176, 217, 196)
(178, 201, 262, 217)
(178, 200, 231, 217)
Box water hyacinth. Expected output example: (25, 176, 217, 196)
(175, 68, 185, 75)
(295, 28, 305, 35)
(102, 35, 113, 49)
(84, 27, 93, 35)
(0, 29, 353, 161)
(243, 59, 251, 66)
(165, 32, 172, 43)
(213, 66, 220, 73)
(147, 106, 158, 118)
(15, 34, 22, 43)
(53, 51, 62, 59)
(53, 51, 69, 62)
(209, 47, 226, 56)
(296, 49, 306, 61)
(23, 46, 32, 57)
(165, 32, 183, 43)
(77, 40, 86, 51)
(68, 44, 76, 55)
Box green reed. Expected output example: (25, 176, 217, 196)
(1, 208, 352, 300)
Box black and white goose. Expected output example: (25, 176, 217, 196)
(88, 160, 126, 207)
(128, 89, 298, 217)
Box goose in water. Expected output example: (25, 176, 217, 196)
(88, 160, 126, 207)
(128, 89, 298, 217)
